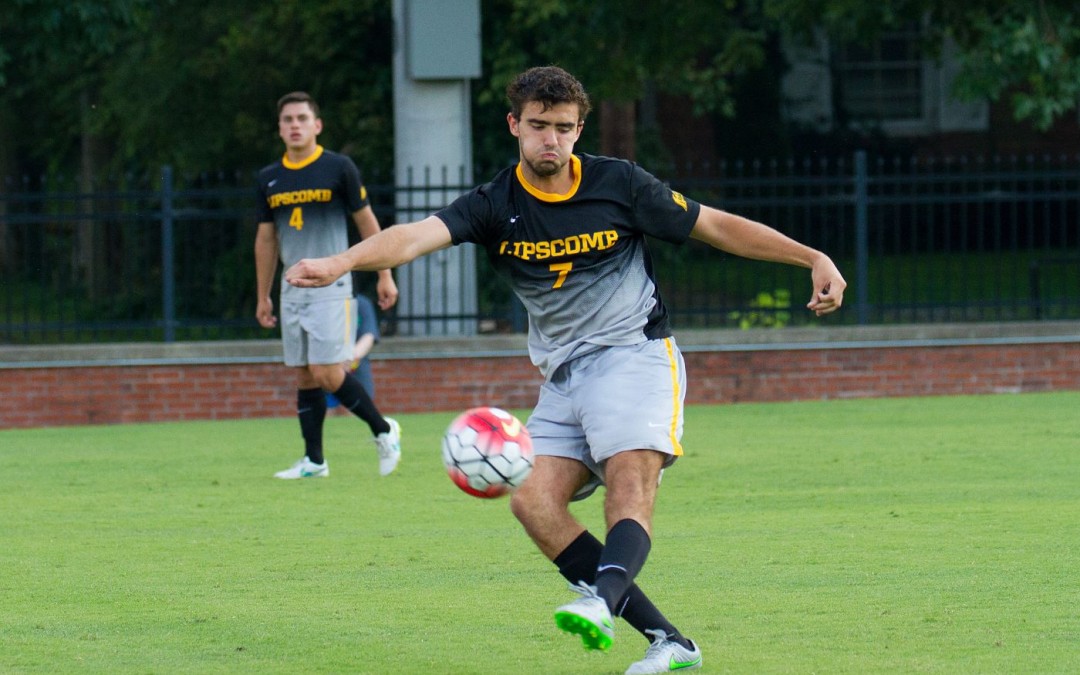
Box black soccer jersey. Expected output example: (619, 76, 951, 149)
(437, 153, 701, 377)
(256, 145, 369, 302)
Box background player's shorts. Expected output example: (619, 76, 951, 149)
(526, 337, 687, 498)
(281, 297, 355, 367)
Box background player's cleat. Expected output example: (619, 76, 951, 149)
(553, 581, 614, 651)
(374, 417, 401, 476)
(273, 456, 329, 479)
(624, 629, 702, 674)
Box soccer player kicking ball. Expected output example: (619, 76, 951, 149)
(285, 67, 846, 673)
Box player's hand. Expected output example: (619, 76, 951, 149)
(255, 297, 277, 328)
(376, 275, 399, 310)
(806, 256, 847, 316)
(285, 255, 347, 288)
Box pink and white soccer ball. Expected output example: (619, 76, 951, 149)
(442, 407, 534, 498)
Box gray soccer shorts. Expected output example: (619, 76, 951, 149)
(280, 297, 355, 367)
(526, 337, 687, 499)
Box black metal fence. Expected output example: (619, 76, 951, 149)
(1, 151, 1078, 344)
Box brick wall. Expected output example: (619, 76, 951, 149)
(686, 342, 1080, 403)
(2, 326, 1079, 429)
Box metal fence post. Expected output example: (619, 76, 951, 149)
(853, 151, 869, 325)
(161, 165, 176, 342)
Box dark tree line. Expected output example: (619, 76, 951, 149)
(1, 0, 1077, 185)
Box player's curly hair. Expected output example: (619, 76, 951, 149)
(506, 66, 591, 122)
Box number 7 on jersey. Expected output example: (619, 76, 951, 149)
(549, 262, 572, 288)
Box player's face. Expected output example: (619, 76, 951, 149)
(508, 101, 583, 181)
(278, 102, 323, 154)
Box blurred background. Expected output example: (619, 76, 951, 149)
(2, 0, 1078, 343)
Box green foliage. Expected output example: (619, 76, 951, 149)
(479, 0, 765, 109)
(2, 392, 1080, 672)
(472, 0, 771, 165)
(769, 0, 1080, 132)
(0, 0, 156, 174)
(727, 288, 793, 329)
(3, 0, 1080, 180)
(947, 8, 1080, 131)
(0, 0, 393, 177)
(766, 0, 915, 44)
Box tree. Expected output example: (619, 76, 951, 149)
(474, 0, 1080, 166)
(0, 0, 392, 306)
(0, 0, 393, 180)
(2, 0, 1078, 179)
(945, 4, 1080, 131)
(478, 0, 768, 162)
(765, 0, 1080, 131)
(0, 0, 155, 292)
(94, 0, 394, 176)
(0, 0, 153, 177)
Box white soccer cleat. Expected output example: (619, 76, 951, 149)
(273, 456, 329, 480)
(624, 629, 702, 674)
(374, 417, 402, 476)
(553, 581, 615, 651)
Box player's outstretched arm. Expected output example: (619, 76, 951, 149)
(285, 216, 453, 288)
(690, 205, 847, 316)
(351, 206, 400, 310)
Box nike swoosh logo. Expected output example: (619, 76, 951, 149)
(501, 417, 522, 436)
(670, 654, 702, 670)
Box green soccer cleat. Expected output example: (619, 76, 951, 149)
(553, 581, 615, 651)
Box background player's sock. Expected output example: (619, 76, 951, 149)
(333, 372, 390, 436)
(297, 387, 327, 464)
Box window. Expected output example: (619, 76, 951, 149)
(833, 25, 925, 123)
(780, 28, 988, 135)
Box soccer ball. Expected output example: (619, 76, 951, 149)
(442, 407, 534, 498)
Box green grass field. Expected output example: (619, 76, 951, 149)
(2, 392, 1078, 674)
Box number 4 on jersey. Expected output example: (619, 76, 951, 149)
(289, 207, 304, 231)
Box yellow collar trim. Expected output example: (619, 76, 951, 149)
(515, 155, 581, 202)
(283, 145, 324, 170)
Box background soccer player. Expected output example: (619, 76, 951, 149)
(255, 91, 402, 479)
(347, 291, 381, 399)
(284, 68, 846, 673)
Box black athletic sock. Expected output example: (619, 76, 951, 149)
(332, 372, 390, 436)
(553, 530, 690, 647)
(553, 530, 603, 586)
(595, 519, 652, 609)
(297, 387, 327, 465)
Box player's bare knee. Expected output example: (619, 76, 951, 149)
(509, 489, 552, 532)
(305, 364, 344, 392)
(510, 478, 542, 515)
(508, 488, 530, 524)
(510, 480, 562, 524)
